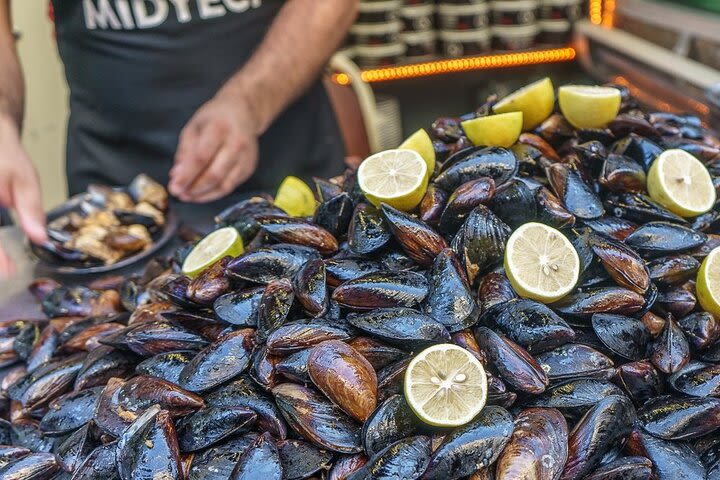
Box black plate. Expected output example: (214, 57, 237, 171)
(30, 191, 178, 275)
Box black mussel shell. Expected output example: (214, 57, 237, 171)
(346, 308, 450, 348)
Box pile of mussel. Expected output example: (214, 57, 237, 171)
(2, 84, 720, 479)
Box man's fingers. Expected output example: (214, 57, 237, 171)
(186, 142, 245, 200)
(169, 121, 223, 197)
(11, 174, 46, 245)
(191, 162, 247, 204)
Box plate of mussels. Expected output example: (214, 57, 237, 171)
(30, 174, 178, 274)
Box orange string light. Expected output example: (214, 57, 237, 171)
(602, 0, 616, 28)
(332, 47, 576, 84)
(589, 0, 603, 25)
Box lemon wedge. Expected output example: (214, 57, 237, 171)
(558, 85, 621, 129)
(461, 112, 523, 148)
(492, 77, 555, 131)
(274, 176, 316, 217)
(399, 128, 436, 177)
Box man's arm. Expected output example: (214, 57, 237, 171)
(0, 0, 47, 277)
(169, 0, 359, 203)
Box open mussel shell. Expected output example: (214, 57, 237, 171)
(272, 383, 362, 454)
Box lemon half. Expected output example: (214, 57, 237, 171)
(492, 77, 555, 131)
(505, 222, 580, 303)
(404, 343, 488, 427)
(181, 227, 244, 279)
(357, 149, 428, 212)
(647, 149, 716, 218)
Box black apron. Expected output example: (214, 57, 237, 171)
(51, 0, 344, 210)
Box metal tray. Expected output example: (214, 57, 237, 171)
(29, 191, 178, 275)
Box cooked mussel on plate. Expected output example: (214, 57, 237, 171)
(30, 174, 175, 272)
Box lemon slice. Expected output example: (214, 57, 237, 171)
(461, 112, 523, 148)
(647, 149, 716, 218)
(558, 85, 621, 129)
(404, 343, 487, 427)
(492, 77, 555, 131)
(697, 247, 720, 317)
(181, 227, 244, 279)
(274, 176, 316, 217)
(399, 128, 436, 177)
(505, 222, 580, 303)
(357, 149, 428, 212)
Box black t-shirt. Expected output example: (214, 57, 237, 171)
(51, 0, 344, 203)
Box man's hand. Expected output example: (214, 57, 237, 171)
(169, 92, 259, 203)
(0, 118, 47, 277)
